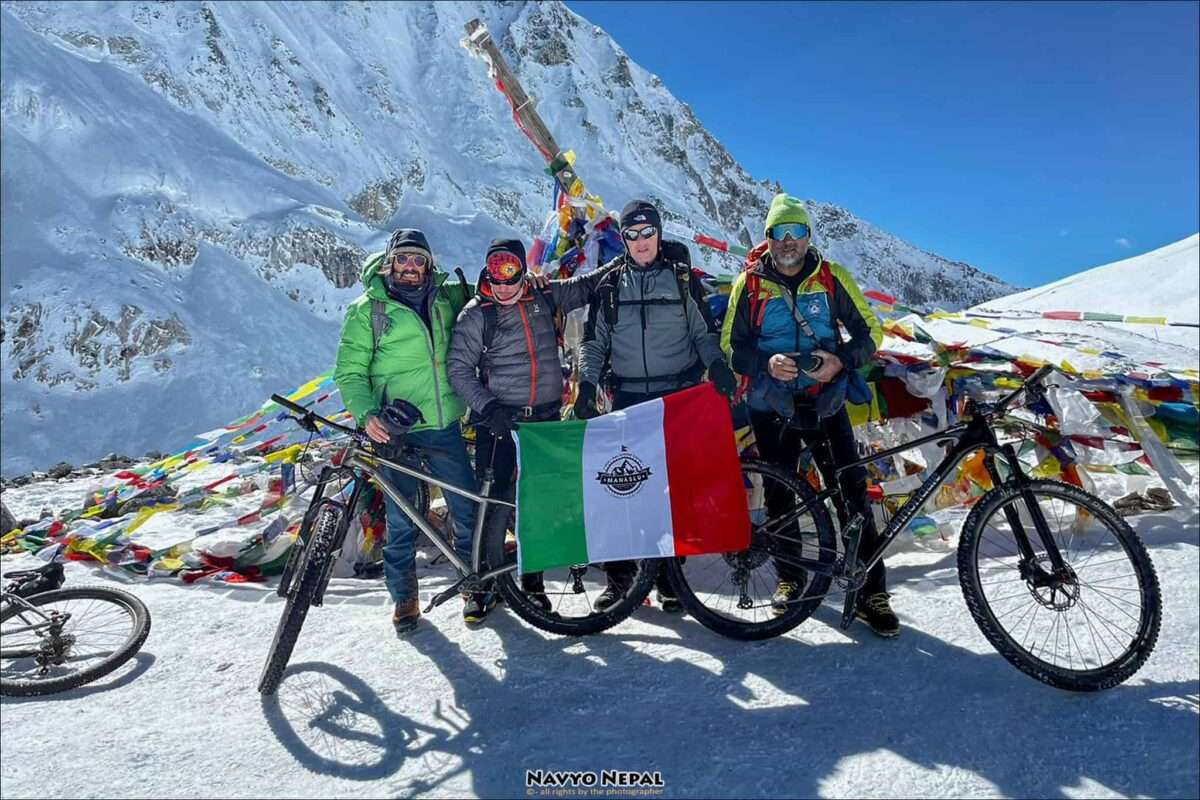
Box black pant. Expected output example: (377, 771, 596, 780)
(750, 405, 887, 597)
(605, 385, 694, 595)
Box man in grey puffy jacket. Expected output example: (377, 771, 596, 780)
(575, 200, 739, 613)
(448, 237, 614, 614)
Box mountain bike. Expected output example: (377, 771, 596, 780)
(1, 563, 152, 696)
(666, 365, 1162, 691)
(258, 395, 657, 696)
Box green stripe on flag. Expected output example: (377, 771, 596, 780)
(515, 420, 589, 572)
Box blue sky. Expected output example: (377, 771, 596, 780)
(564, 1, 1200, 287)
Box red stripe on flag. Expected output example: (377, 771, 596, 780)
(864, 289, 897, 305)
(661, 385, 750, 556)
(1043, 311, 1082, 321)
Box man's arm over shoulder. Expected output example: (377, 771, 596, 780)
(549, 256, 621, 314)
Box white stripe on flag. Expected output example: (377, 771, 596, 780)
(580, 397, 675, 562)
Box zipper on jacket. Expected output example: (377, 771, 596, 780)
(517, 301, 538, 407)
(428, 302, 445, 427)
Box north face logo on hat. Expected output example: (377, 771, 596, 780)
(634, 214, 647, 222)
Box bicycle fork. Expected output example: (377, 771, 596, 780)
(985, 445, 1075, 593)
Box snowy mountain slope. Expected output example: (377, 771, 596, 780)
(0, 0, 1015, 475)
(971, 234, 1200, 353)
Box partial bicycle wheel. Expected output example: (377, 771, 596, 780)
(958, 479, 1161, 691)
(259, 505, 340, 695)
(483, 503, 656, 635)
(1, 586, 151, 697)
(667, 458, 838, 641)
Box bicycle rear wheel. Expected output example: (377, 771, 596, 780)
(258, 505, 340, 695)
(1, 586, 151, 696)
(668, 459, 838, 641)
(958, 479, 1161, 691)
(484, 504, 656, 635)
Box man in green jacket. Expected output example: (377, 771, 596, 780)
(334, 228, 486, 635)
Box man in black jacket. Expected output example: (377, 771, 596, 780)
(576, 200, 739, 613)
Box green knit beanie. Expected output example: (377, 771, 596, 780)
(764, 193, 811, 235)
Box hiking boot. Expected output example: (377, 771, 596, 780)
(655, 588, 683, 614)
(592, 576, 633, 613)
(654, 573, 682, 614)
(855, 592, 900, 638)
(462, 592, 499, 625)
(771, 580, 802, 617)
(392, 599, 420, 636)
(521, 573, 552, 613)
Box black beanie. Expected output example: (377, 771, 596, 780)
(619, 199, 662, 231)
(386, 228, 433, 260)
(485, 237, 527, 268)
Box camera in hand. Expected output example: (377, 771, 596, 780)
(782, 352, 823, 374)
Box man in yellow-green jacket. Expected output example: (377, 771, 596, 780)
(334, 228, 487, 635)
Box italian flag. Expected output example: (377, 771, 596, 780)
(513, 384, 750, 573)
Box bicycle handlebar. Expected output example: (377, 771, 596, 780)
(270, 393, 362, 439)
(987, 364, 1056, 417)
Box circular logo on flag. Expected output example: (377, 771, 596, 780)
(596, 446, 652, 498)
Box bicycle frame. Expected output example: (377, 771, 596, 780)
(0, 593, 61, 648)
(777, 407, 1069, 584)
(292, 440, 519, 608)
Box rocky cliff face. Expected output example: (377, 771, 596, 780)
(0, 0, 1014, 473)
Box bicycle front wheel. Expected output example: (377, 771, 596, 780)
(1, 586, 151, 696)
(958, 479, 1161, 691)
(484, 504, 656, 636)
(667, 458, 838, 641)
(258, 505, 340, 695)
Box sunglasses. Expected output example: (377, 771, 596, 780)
(768, 223, 810, 242)
(622, 225, 659, 242)
(389, 253, 429, 268)
(486, 253, 526, 285)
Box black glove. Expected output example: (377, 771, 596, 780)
(481, 401, 513, 436)
(574, 382, 600, 420)
(708, 359, 738, 397)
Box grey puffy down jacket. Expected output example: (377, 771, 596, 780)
(448, 269, 609, 414)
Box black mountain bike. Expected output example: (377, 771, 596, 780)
(258, 395, 657, 695)
(666, 365, 1162, 691)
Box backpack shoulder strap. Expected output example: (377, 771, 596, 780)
(370, 299, 390, 353)
(453, 266, 471, 307)
(481, 302, 499, 354)
(745, 272, 768, 329)
(598, 265, 624, 327)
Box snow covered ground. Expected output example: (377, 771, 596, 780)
(1, 468, 1197, 799)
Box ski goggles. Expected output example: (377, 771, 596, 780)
(486, 252, 526, 285)
(768, 222, 811, 242)
(387, 252, 429, 269)
(622, 225, 659, 242)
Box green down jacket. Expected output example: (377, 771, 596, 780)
(333, 252, 470, 432)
